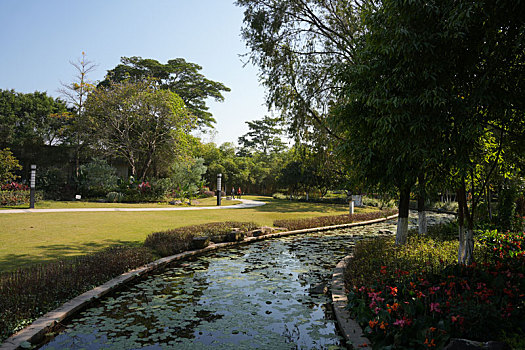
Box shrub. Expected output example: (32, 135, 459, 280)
(78, 159, 119, 198)
(106, 191, 124, 203)
(362, 196, 397, 209)
(0, 182, 34, 206)
(273, 192, 288, 200)
(37, 166, 72, 200)
(273, 209, 397, 230)
(345, 225, 525, 349)
(0, 246, 156, 343)
(201, 190, 215, 198)
(144, 221, 258, 257)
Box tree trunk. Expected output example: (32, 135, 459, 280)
(418, 201, 428, 235)
(395, 187, 411, 245)
(417, 174, 427, 235)
(457, 182, 474, 265)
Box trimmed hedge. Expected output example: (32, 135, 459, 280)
(273, 209, 398, 231)
(144, 221, 259, 257)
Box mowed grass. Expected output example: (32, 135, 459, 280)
(0, 196, 369, 271)
(0, 196, 240, 209)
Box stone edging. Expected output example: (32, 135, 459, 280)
(332, 255, 371, 348)
(1, 214, 398, 350)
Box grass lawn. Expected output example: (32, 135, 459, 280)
(0, 196, 241, 209)
(0, 196, 372, 272)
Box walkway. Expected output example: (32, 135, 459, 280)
(0, 199, 265, 214)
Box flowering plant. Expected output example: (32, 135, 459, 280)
(346, 230, 525, 349)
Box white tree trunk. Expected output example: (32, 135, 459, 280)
(395, 217, 409, 245)
(458, 225, 465, 263)
(459, 228, 474, 265)
(418, 210, 428, 235)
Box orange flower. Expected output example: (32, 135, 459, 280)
(369, 319, 378, 329)
(379, 321, 388, 330)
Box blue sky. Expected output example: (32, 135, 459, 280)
(0, 0, 268, 145)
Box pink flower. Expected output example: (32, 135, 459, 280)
(393, 319, 406, 327)
(430, 302, 441, 313)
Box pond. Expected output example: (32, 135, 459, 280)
(40, 212, 453, 350)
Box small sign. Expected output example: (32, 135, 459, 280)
(75, 195, 81, 200)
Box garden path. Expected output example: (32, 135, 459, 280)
(0, 199, 265, 214)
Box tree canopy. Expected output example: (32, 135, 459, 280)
(84, 80, 195, 181)
(99, 56, 230, 129)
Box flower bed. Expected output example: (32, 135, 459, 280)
(0, 182, 30, 206)
(345, 226, 525, 349)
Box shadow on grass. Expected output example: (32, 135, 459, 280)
(0, 239, 141, 273)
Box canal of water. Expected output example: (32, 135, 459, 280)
(40, 212, 453, 350)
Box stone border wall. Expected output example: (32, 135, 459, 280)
(1, 214, 398, 350)
(332, 255, 370, 348)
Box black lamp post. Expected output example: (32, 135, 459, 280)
(216, 173, 222, 206)
(30, 164, 36, 209)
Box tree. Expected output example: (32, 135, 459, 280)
(84, 80, 195, 181)
(0, 89, 70, 148)
(237, 115, 287, 156)
(0, 148, 22, 184)
(58, 52, 97, 177)
(335, 0, 525, 262)
(99, 57, 230, 129)
(237, 0, 367, 141)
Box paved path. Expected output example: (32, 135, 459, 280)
(0, 199, 266, 214)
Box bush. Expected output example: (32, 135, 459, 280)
(201, 190, 215, 198)
(344, 225, 525, 349)
(362, 196, 397, 209)
(273, 209, 397, 230)
(78, 159, 119, 198)
(273, 192, 288, 200)
(37, 166, 72, 200)
(106, 191, 124, 203)
(144, 221, 259, 257)
(0, 246, 156, 343)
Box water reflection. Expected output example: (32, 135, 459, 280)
(41, 213, 453, 349)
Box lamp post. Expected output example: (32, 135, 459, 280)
(30, 164, 36, 209)
(216, 173, 222, 206)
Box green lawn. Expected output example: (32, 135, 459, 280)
(0, 196, 241, 209)
(0, 196, 369, 271)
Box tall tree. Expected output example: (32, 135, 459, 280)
(236, 0, 365, 140)
(335, 0, 524, 261)
(237, 115, 287, 156)
(84, 80, 195, 181)
(58, 52, 97, 177)
(99, 57, 230, 129)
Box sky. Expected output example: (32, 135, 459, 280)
(0, 0, 268, 146)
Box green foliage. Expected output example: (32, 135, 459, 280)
(0, 245, 156, 343)
(273, 209, 397, 231)
(237, 115, 286, 156)
(0, 89, 70, 148)
(78, 158, 119, 197)
(169, 157, 207, 198)
(144, 221, 258, 257)
(497, 180, 522, 232)
(362, 196, 397, 210)
(0, 183, 30, 207)
(106, 191, 124, 203)
(84, 80, 195, 181)
(99, 56, 230, 129)
(37, 166, 71, 200)
(0, 148, 22, 184)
